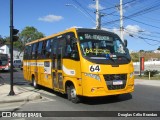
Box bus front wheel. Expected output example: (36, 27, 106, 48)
(67, 85, 80, 103)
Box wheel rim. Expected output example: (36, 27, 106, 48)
(71, 88, 76, 99)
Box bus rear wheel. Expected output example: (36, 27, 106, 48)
(32, 76, 38, 89)
(67, 85, 80, 103)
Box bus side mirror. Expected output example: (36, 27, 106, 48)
(124, 39, 127, 47)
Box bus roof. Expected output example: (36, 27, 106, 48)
(25, 28, 118, 46)
(76, 28, 118, 36)
(25, 27, 77, 46)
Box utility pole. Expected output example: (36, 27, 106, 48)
(120, 0, 124, 42)
(95, 0, 100, 29)
(9, 0, 15, 96)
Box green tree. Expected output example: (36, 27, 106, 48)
(0, 35, 3, 45)
(3, 36, 10, 44)
(0, 35, 7, 45)
(130, 53, 139, 62)
(139, 50, 144, 52)
(14, 26, 45, 58)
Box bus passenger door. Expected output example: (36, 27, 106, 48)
(52, 37, 65, 90)
(52, 39, 58, 89)
(57, 46, 63, 90)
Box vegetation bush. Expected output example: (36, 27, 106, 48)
(144, 70, 159, 77)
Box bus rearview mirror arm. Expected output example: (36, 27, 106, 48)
(124, 39, 128, 47)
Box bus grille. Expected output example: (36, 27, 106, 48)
(103, 74, 127, 90)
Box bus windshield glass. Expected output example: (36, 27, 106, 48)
(78, 32, 130, 62)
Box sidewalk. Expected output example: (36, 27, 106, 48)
(0, 83, 41, 104)
(135, 79, 160, 87)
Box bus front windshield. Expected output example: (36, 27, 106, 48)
(78, 32, 131, 62)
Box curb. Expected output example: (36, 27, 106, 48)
(0, 84, 42, 104)
(0, 92, 42, 104)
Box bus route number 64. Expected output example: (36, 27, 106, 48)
(89, 65, 100, 72)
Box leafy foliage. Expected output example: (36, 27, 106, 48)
(14, 26, 45, 58)
(130, 52, 160, 62)
(15, 26, 44, 48)
(0, 36, 7, 45)
(130, 53, 139, 62)
(144, 70, 159, 77)
(19, 26, 44, 44)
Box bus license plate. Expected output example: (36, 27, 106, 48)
(113, 80, 123, 85)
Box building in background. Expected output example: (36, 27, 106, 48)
(0, 44, 23, 60)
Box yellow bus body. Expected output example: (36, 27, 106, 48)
(23, 28, 134, 100)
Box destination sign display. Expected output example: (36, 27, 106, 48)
(79, 33, 112, 41)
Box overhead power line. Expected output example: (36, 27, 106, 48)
(102, 1, 160, 26)
(125, 29, 160, 46)
(124, 28, 160, 39)
(100, 0, 137, 11)
(124, 17, 160, 29)
(71, 0, 95, 22)
(102, 14, 160, 30)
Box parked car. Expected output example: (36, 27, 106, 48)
(13, 59, 22, 68)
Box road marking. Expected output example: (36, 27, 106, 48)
(28, 96, 55, 104)
(16, 85, 57, 97)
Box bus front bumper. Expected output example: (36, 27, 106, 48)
(81, 76, 134, 97)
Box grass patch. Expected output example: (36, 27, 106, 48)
(135, 75, 160, 80)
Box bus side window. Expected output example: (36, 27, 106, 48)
(65, 33, 79, 60)
(57, 37, 66, 59)
(65, 35, 72, 58)
(37, 41, 43, 59)
(70, 39, 79, 60)
(41, 40, 47, 59)
(23, 46, 28, 60)
(52, 39, 57, 59)
(52, 38, 57, 69)
(35, 42, 39, 59)
(31, 43, 37, 59)
(28, 44, 32, 59)
(45, 39, 51, 59)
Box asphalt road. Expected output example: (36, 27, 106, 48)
(0, 69, 160, 120)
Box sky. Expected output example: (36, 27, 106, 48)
(0, 0, 160, 51)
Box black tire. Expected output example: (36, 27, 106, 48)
(69, 85, 80, 103)
(67, 86, 71, 101)
(32, 76, 38, 89)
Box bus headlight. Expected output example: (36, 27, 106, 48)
(130, 72, 134, 78)
(84, 73, 100, 81)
